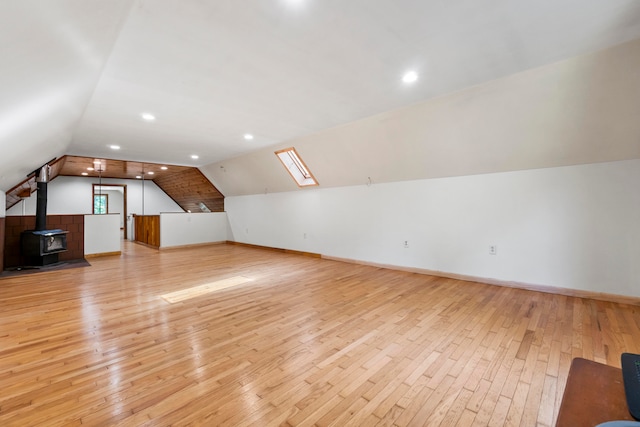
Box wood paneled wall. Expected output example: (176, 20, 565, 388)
(0, 217, 4, 272)
(134, 215, 160, 248)
(4, 156, 64, 210)
(5, 156, 225, 214)
(3, 215, 84, 268)
(152, 168, 224, 213)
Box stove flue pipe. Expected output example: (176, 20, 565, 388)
(35, 164, 50, 231)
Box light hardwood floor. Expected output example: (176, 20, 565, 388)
(1, 242, 639, 426)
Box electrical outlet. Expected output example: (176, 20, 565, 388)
(489, 245, 497, 255)
(404, 240, 409, 248)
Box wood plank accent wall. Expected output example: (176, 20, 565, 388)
(134, 215, 160, 248)
(3, 215, 84, 268)
(59, 156, 193, 180)
(152, 168, 224, 213)
(0, 217, 4, 272)
(4, 156, 223, 214)
(4, 157, 65, 210)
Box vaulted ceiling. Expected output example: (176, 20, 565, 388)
(2, 1, 640, 198)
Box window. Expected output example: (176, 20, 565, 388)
(275, 147, 318, 187)
(94, 194, 108, 214)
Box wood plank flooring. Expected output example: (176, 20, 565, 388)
(1, 242, 639, 426)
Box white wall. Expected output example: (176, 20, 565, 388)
(160, 212, 228, 248)
(85, 214, 121, 255)
(6, 176, 184, 238)
(0, 190, 5, 217)
(226, 159, 640, 298)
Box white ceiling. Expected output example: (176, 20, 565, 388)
(2, 0, 640, 193)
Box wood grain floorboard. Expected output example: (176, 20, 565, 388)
(1, 241, 639, 426)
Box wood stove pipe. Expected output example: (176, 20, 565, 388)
(35, 164, 50, 231)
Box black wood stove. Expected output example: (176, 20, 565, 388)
(20, 164, 68, 266)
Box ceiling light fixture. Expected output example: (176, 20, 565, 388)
(244, 134, 254, 140)
(148, 171, 154, 175)
(161, 166, 168, 170)
(141, 113, 156, 121)
(81, 172, 88, 176)
(93, 159, 106, 172)
(87, 167, 94, 171)
(136, 175, 142, 179)
(402, 71, 418, 84)
(191, 155, 199, 160)
(109, 145, 120, 150)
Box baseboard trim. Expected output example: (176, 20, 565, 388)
(222, 241, 639, 305)
(160, 241, 227, 251)
(133, 241, 160, 250)
(85, 251, 121, 258)
(226, 241, 321, 258)
(322, 255, 640, 306)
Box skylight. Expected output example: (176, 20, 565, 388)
(275, 147, 318, 187)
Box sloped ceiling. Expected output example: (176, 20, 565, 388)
(204, 38, 640, 195)
(2, 1, 640, 197)
(0, 0, 133, 192)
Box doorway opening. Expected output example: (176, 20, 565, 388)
(92, 184, 128, 239)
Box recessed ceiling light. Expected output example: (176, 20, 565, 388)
(141, 113, 156, 121)
(81, 172, 88, 176)
(402, 71, 418, 84)
(161, 166, 168, 170)
(191, 155, 199, 160)
(136, 175, 142, 179)
(87, 167, 94, 171)
(282, 0, 306, 8)
(148, 171, 154, 175)
(109, 145, 120, 150)
(244, 134, 254, 140)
